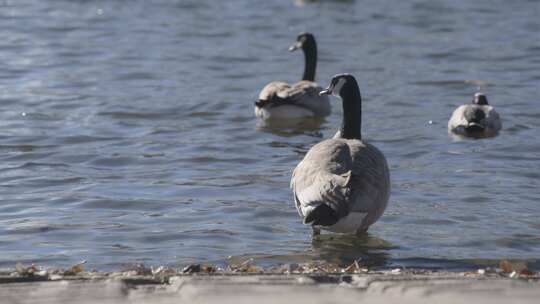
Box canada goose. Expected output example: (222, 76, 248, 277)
(448, 93, 502, 138)
(291, 74, 390, 236)
(255, 33, 331, 120)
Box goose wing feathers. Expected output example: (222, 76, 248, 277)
(291, 140, 353, 219)
(258, 81, 291, 101)
(485, 107, 502, 130)
(291, 139, 390, 225)
(347, 140, 390, 225)
(257, 81, 329, 113)
(286, 81, 325, 104)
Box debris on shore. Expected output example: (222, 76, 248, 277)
(2, 259, 539, 285)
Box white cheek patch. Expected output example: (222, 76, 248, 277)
(331, 78, 346, 96)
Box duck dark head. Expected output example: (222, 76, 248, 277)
(472, 93, 489, 105)
(320, 73, 362, 140)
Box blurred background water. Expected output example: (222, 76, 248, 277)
(0, 0, 539, 271)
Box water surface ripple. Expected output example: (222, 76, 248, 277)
(1, 0, 539, 271)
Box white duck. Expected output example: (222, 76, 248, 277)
(291, 74, 390, 236)
(255, 33, 331, 120)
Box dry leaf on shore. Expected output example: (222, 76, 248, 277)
(499, 260, 513, 273)
(343, 260, 366, 273)
(15, 262, 45, 277)
(63, 261, 87, 276)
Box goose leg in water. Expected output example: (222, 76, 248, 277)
(356, 227, 368, 236)
(312, 227, 321, 237)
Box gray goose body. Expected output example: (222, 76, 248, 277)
(255, 33, 330, 120)
(448, 93, 501, 138)
(291, 74, 390, 235)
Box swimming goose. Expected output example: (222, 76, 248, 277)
(448, 93, 502, 138)
(255, 33, 331, 120)
(291, 74, 390, 236)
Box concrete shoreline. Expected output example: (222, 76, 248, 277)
(1, 268, 539, 304)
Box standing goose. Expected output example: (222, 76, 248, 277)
(255, 33, 331, 120)
(448, 93, 502, 138)
(291, 74, 390, 236)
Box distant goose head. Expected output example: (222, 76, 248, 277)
(465, 93, 489, 133)
(320, 74, 362, 140)
(288, 32, 317, 82)
(472, 92, 489, 105)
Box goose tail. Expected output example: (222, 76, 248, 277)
(465, 122, 485, 133)
(303, 204, 339, 226)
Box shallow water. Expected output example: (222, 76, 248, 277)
(1, 0, 539, 271)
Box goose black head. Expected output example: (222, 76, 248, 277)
(320, 74, 362, 140)
(288, 32, 316, 52)
(472, 93, 489, 105)
(289, 32, 318, 82)
(319, 73, 358, 97)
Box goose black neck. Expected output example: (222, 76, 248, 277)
(302, 40, 317, 81)
(339, 79, 362, 140)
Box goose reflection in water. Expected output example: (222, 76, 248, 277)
(255, 116, 326, 139)
(225, 233, 394, 269)
(309, 233, 395, 268)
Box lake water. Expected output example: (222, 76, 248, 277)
(1, 0, 539, 271)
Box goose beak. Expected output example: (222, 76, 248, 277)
(288, 42, 302, 52)
(319, 87, 332, 96)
